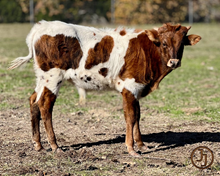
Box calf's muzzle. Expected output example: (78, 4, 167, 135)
(167, 59, 181, 69)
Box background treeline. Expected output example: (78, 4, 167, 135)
(0, 0, 220, 24)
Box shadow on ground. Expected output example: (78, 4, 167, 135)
(67, 132, 220, 153)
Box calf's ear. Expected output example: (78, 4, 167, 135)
(145, 29, 160, 46)
(184, 34, 201, 46)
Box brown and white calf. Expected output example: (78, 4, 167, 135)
(9, 21, 201, 157)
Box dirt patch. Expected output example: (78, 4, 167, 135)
(182, 107, 204, 115)
(1, 98, 220, 175)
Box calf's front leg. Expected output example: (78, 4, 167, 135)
(122, 88, 145, 157)
(133, 100, 148, 151)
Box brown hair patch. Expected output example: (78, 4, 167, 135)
(35, 34, 83, 71)
(119, 32, 160, 84)
(85, 35, 114, 69)
(120, 29, 126, 36)
(98, 67, 108, 77)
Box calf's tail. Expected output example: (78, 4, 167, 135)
(8, 23, 37, 70)
(8, 53, 33, 70)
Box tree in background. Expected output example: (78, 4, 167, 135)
(59, 0, 111, 23)
(34, 0, 64, 21)
(114, 0, 187, 24)
(193, 0, 220, 22)
(11, 0, 111, 24)
(114, 0, 220, 24)
(0, 0, 220, 24)
(0, 0, 27, 23)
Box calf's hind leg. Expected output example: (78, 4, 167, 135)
(77, 87, 86, 105)
(38, 87, 58, 151)
(30, 91, 43, 151)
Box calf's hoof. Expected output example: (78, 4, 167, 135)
(129, 150, 141, 158)
(51, 145, 59, 153)
(138, 144, 149, 152)
(54, 147, 64, 154)
(79, 99, 86, 105)
(34, 143, 43, 151)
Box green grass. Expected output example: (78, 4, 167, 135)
(1, 23, 220, 122)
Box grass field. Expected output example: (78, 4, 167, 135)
(1, 23, 220, 121)
(0, 23, 220, 175)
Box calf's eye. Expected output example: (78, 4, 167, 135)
(162, 42, 167, 48)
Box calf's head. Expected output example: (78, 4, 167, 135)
(146, 23, 201, 69)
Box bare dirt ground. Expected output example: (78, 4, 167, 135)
(1, 94, 220, 176)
